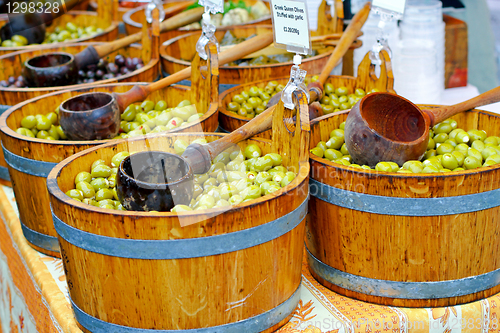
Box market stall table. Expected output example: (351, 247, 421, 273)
(1, 184, 500, 332)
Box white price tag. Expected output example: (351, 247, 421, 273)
(270, 0, 311, 55)
(372, 0, 406, 15)
(198, 0, 224, 14)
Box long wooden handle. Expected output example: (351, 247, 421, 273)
(205, 105, 276, 159)
(425, 85, 500, 126)
(182, 104, 276, 173)
(92, 6, 204, 59)
(114, 32, 275, 110)
(159, 6, 204, 32)
(317, 1, 371, 86)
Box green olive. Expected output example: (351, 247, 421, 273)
(471, 140, 485, 152)
(433, 122, 453, 134)
(21, 115, 37, 129)
(76, 181, 95, 198)
(324, 149, 342, 161)
(171, 205, 193, 212)
(464, 156, 481, 170)
(280, 172, 296, 187)
(91, 164, 112, 178)
(244, 144, 262, 159)
(451, 151, 465, 166)
(468, 129, 487, 142)
(436, 143, 454, 155)
(95, 188, 115, 201)
(402, 160, 423, 173)
(441, 153, 459, 170)
(433, 133, 448, 144)
(75, 171, 92, 184)
(36, 116, 52, 130)
(253, 156, 274, 172)
(66, 189, 83, 201)
(90, 177, 109, 191)
(310, 147, 324, 158)
(335, 86, 349, 96)
(326, 136, 343, 150)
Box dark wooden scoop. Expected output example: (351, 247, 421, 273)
(22, 6, 205, 87)
(344, 85, 500, 167)
(116, 101, 280, 211)
(267, 1, 372, 113)
(59, 32, 275, 140)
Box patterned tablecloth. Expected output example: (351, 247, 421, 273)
(1, 184, 500, 333)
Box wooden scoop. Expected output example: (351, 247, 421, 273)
(267, 1, 372, 114)
(22, 7, 205, 87)
(58, 32, 275, 140)
(344, 86, 500, 167)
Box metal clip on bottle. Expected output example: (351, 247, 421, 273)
(369, 6, 401, 65)
(196, 0, 223, 60)
(145, 0, 165, 23)
(281, 54, 309, 110)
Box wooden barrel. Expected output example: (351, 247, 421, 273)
(0, 42, 161, 105)
(0, 0, 120, 56)
(46, 93, 310, 332)
(306, 107, 500, 307)
(218, 51, 395, 139)
(123, 0, 272, 44)
(160, 25, 358, 92)
(0, 58, 219, 257)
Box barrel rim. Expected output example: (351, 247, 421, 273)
(159, 27, 335, 71)
(0, 82, 218, 152)
(0, 42, 159, 93)
(47, 132, 310, 220)
(0, 11, 120, 54)
(122, 0, 198, 30)
(123, 0, 272, 30)
(309, 107, 500, 180)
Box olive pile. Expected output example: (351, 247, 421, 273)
(43, 23, 103, 44)
(310, 119, 500, 173)
(226, 78, 379, 119)
(3, 54, 142, 88)
(15, 99, 202, 140)
(65, 142, 296, 212)
(77, 55, 144, 84)
(0, 35, 29, 47)
(15, 111, 65, 140)
(116, 99, 202, 139)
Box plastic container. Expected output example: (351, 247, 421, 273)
(393, 39, 442, 104)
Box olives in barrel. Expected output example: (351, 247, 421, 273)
(226, 79, 380, 120)
(311, 118, 500, 173)
(15, 99, 203, 141)
(67, 143, 296, 212)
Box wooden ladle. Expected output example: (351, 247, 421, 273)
(58, 32, 275, 141)
(22, 6, 205, 87)
(344, 86, 500, 167)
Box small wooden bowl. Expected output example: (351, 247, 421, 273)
(0, 81, 218, 257)
(123, 0, 272, 44)
(116, 151, 194, 211)
(0, 42, 160, 106)
(22, 52, 79, 87)
(0, 9, 119, 56)
(218, 51, 396, 139)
